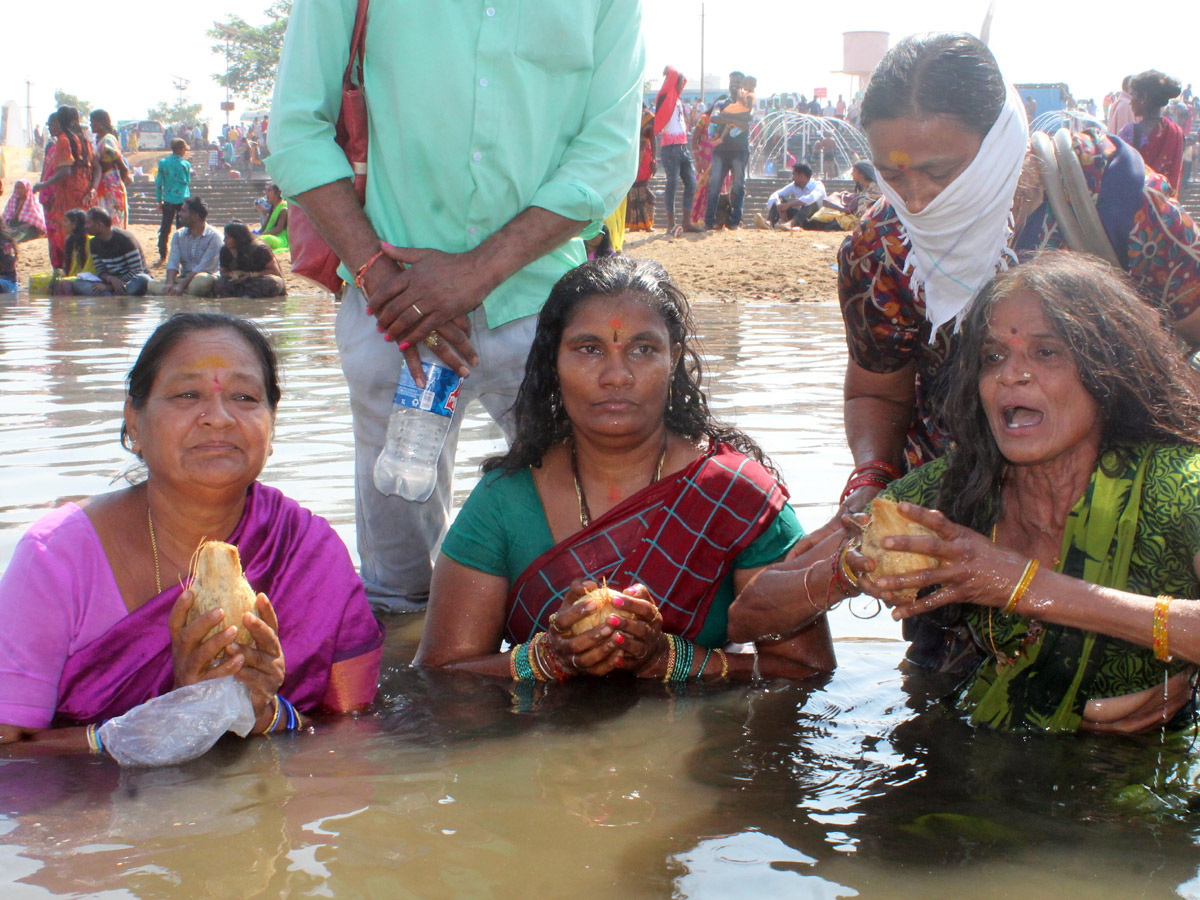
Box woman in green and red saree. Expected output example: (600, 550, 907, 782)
(842, 252, 1200, 734)
(416, 256, 847, 682)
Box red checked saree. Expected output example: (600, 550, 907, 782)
(505, 442, 789, 646)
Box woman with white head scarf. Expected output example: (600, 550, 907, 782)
(817, 33, 1200, 670)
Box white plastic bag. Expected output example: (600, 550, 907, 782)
(97, 676, 257, 767)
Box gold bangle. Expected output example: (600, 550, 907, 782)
(260, 694, 283, 735)
(1154, 595, 1172, 662)
(528, 637, 548, 682)
(839, 542, 860, 590)
(1002, 558, 1039, 615)
(661, 634, 678, 683)
(716, 647, 729, 680)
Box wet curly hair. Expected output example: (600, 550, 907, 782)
(934, 251, 1200, 532)
(482, 255, 774, 474)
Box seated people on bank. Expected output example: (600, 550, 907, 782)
(846, 253, 1200, 734)
(257, 184, 289, 253)
(71, 207, 150, 296)
(415, 256, 839, 682)
(2, 179, 47, 243)
(215, 223, 287, 298)
(0, 313, 383, 749)
(37, 208, 102, 296)
(62, 209, 95, 277)
(147, 196, 222, 297)
(758, 164, 826, 230)
(808, 161, 883, 231)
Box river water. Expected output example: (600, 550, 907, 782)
(1, 294, 1198, 899)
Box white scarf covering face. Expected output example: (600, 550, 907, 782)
(875, 82, 1029, 333)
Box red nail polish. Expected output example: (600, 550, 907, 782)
(383, 333, 392, 342)
(608, 614, 620, 627)
(614, 655, 623, 667)
(376, 324, 384, 333)
(398, 342, 410, 351)
(612, 597, 624, 607)
(614, 633, 625, 644)
(365, 306, 373, 315)
(382, 241, 394, 249)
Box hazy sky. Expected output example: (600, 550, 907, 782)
(3, 0, 1196, 142)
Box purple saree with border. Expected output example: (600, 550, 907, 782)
(54, 482, 383, 725)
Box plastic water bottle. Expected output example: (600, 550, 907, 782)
(373, 361, 463, 502)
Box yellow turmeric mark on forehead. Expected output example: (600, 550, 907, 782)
(194, 356, 230, 369)
(888, 150, 911, 168)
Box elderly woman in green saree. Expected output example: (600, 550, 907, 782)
(850, 251, 1200, 734)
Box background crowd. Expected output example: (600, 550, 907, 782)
(1, 106, 288, 298)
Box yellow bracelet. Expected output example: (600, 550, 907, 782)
(1002, 558, 1039, 615)
(839, 542, 860, 589)
(716, 647, 729, 681)
(1154, 595, 1172, 662)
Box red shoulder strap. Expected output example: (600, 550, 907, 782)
(343, 0, 369, 89)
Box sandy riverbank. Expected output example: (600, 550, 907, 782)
(10, 217, 844, 304)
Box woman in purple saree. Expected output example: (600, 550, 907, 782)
(0, 313, 381, 751)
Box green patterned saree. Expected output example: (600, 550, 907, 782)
(886, 443, 1200, 733)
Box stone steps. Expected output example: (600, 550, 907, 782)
(127, 174, 271, 226)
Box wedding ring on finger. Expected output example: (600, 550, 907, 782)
(424, 331, 442, 349)
(409, 303, 423, 318)
(548, 611, 564, 634)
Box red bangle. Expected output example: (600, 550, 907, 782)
(851, 461, 901, 480)
(353, 247, 388, 291)
(840, 461, 901, 503)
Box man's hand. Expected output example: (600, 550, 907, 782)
(362, 247, 487, 381)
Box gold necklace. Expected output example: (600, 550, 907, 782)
(147, 505, 162, 596)
(571, 437, 668, 528)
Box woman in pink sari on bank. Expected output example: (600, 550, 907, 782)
(0, 313, 382, 753)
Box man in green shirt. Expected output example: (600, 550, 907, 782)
(154, 139, 192, 263)
(267, 0, 644, 612)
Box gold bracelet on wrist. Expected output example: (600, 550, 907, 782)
(1002, 558, 1039, 615)
(1154, 595, 1173, 662)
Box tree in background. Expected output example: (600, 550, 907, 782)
(53, 90, 92, 117)
(209, 0, 292, 107)
(147, 99, 206, 131)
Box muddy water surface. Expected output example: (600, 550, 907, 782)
(1, 295, 1197, 899)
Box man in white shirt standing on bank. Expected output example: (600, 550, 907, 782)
(758, 163, 825, 230)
